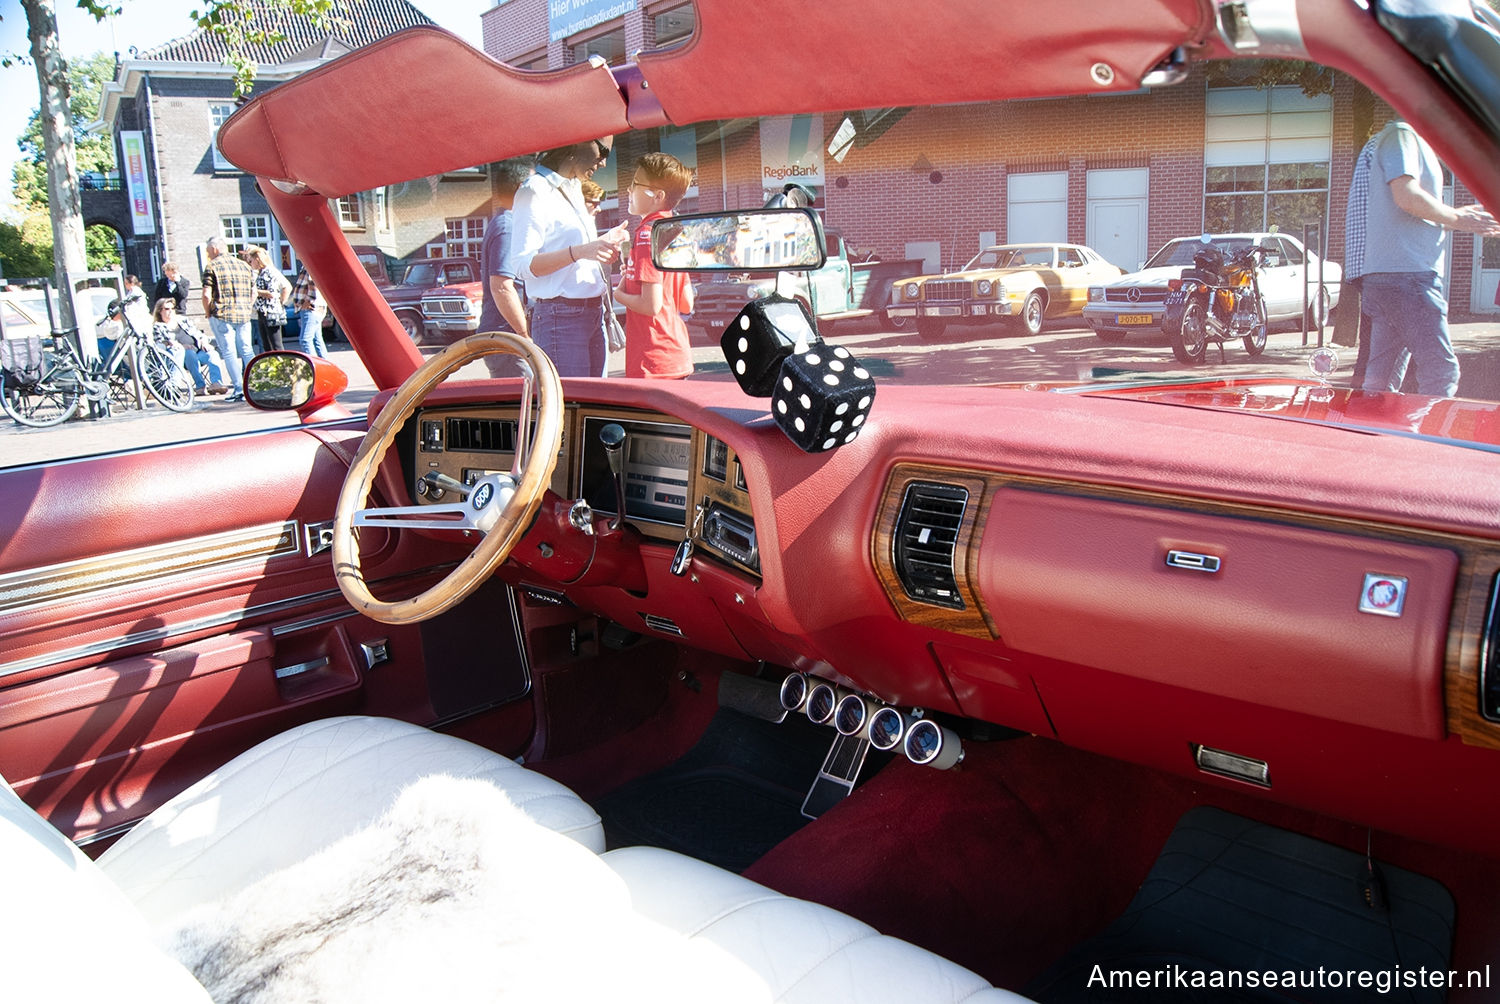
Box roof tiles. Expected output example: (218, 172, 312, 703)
(141, 0, 436, 64)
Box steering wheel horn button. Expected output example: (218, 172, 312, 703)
(1359, 574, 1408, 617)
(471, 482, 494, 510)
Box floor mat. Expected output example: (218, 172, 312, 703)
(594, 707, 841, 872)
(1027, 806, 1456, 1003)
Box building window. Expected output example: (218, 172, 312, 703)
(337, 194, 364, 228)
(572, 29, 625, 66)
(220, 214, 270, 253)
(1203, 86, 1331, 236)
(373, 187, 390, 230)
(221, 214, 295, 272)
(652, 5, 695, 50)
(209, 103, 237, 172)
(660, 125, 698, 197)
(445, 217, 486, 258)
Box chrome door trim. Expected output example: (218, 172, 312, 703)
(0, 521, 301, 617)
(0, 586, 347, 681)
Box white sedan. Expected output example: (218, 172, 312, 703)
(1081, 232, 1342, 343)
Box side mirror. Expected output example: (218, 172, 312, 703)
(244, 350, 348, 417)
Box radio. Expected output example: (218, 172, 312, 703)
(703, 504, 758, 570)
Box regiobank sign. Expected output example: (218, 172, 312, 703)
(549, 0, 637, 42)
(761, 115, 825, 196)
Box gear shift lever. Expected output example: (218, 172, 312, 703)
(600, 423, 627, 529)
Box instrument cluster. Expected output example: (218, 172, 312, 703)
(407, 403, 761, 579)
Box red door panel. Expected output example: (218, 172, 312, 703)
(0, 422, 471, 842)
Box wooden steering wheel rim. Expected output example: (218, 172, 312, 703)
(332, 331, 563, 624)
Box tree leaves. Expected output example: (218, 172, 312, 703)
(191, 0, 334, 96)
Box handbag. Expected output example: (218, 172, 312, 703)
(602, 290, 626, 352)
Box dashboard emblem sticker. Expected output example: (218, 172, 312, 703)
(472, 483, 493, 510)
(1359, 574, 1407, 617)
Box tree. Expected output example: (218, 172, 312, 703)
(194, 0, 334, 97)
(0, 217, 54, 280)
(18, 0, 106, 337)
(16, 51, 118, 183)
(9, 1, 329, 335)
(6, 51, 119, 277)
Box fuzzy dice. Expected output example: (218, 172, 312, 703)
(720, 294, 824, 397)
(771, 344, 876, 452)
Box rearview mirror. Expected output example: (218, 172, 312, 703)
(652, 208, 826, 273)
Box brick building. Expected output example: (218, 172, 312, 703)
(94, 0, 447, 304)
(482, 1, 1498, 317)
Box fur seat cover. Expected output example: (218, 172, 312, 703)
(163, 776, 769, 1003)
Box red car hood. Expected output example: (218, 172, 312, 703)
(1054, 378, 1500, 451)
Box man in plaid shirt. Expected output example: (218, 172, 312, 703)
(202, 236, 257, 401)
(291, 266, 328, 358)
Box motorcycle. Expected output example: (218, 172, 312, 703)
(1160, 238, 1270, 365)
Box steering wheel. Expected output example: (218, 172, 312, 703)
(332, 331, 563, 624)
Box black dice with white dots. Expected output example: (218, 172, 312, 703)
(719, 295, 824, 397)
(771, 344, 875, 452)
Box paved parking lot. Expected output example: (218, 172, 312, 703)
(5, 319, 1500, 468)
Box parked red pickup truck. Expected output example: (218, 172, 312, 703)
(352, 246, 481, 341)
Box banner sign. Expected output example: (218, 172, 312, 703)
(549, 0, 636, 42)
(760, 115, 824, 195)
(120, 130, 155, 235)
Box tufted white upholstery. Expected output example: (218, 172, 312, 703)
(96, 715, 605, 926)
(2, 715, 1032, 1003)
(603, 845, 1031, 1003)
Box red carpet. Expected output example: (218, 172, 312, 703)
(741, 734, 1500, 1000)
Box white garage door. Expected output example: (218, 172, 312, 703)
(1086, 168, 1149, 271)
(1007, 171, 1067, 244)
(905, 240, 943, 274)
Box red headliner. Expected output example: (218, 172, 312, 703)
(218, 30, 631, 196)
(218, 0, 1500, 225)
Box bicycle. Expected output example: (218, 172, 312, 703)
(0, 301, 195, 428)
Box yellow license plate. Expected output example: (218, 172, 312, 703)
(1116, 313, 1155, 325)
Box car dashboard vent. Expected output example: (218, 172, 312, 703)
(446, 418, 516, 453)
(893, 481, 969, 609)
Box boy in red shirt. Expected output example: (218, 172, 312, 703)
(614, 152, 695, 379)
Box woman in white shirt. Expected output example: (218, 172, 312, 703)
(152, 298, 228, 395)
(506, 139, 628, 377)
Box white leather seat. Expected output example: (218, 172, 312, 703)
(0, 774, 212, 1004)
(2, 715, 1032, 1003)
(603, 845, 1031, 1003)
(96, 715, 605, 926)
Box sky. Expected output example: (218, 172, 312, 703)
(0, 0, 489, 217)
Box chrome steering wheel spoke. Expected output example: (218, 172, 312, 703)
(354, 473, 520, 535)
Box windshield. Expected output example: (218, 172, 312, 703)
(5, 48, 1499, 467)
(1143, 238, 1256, 269)
(401, 262, 440, 287)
